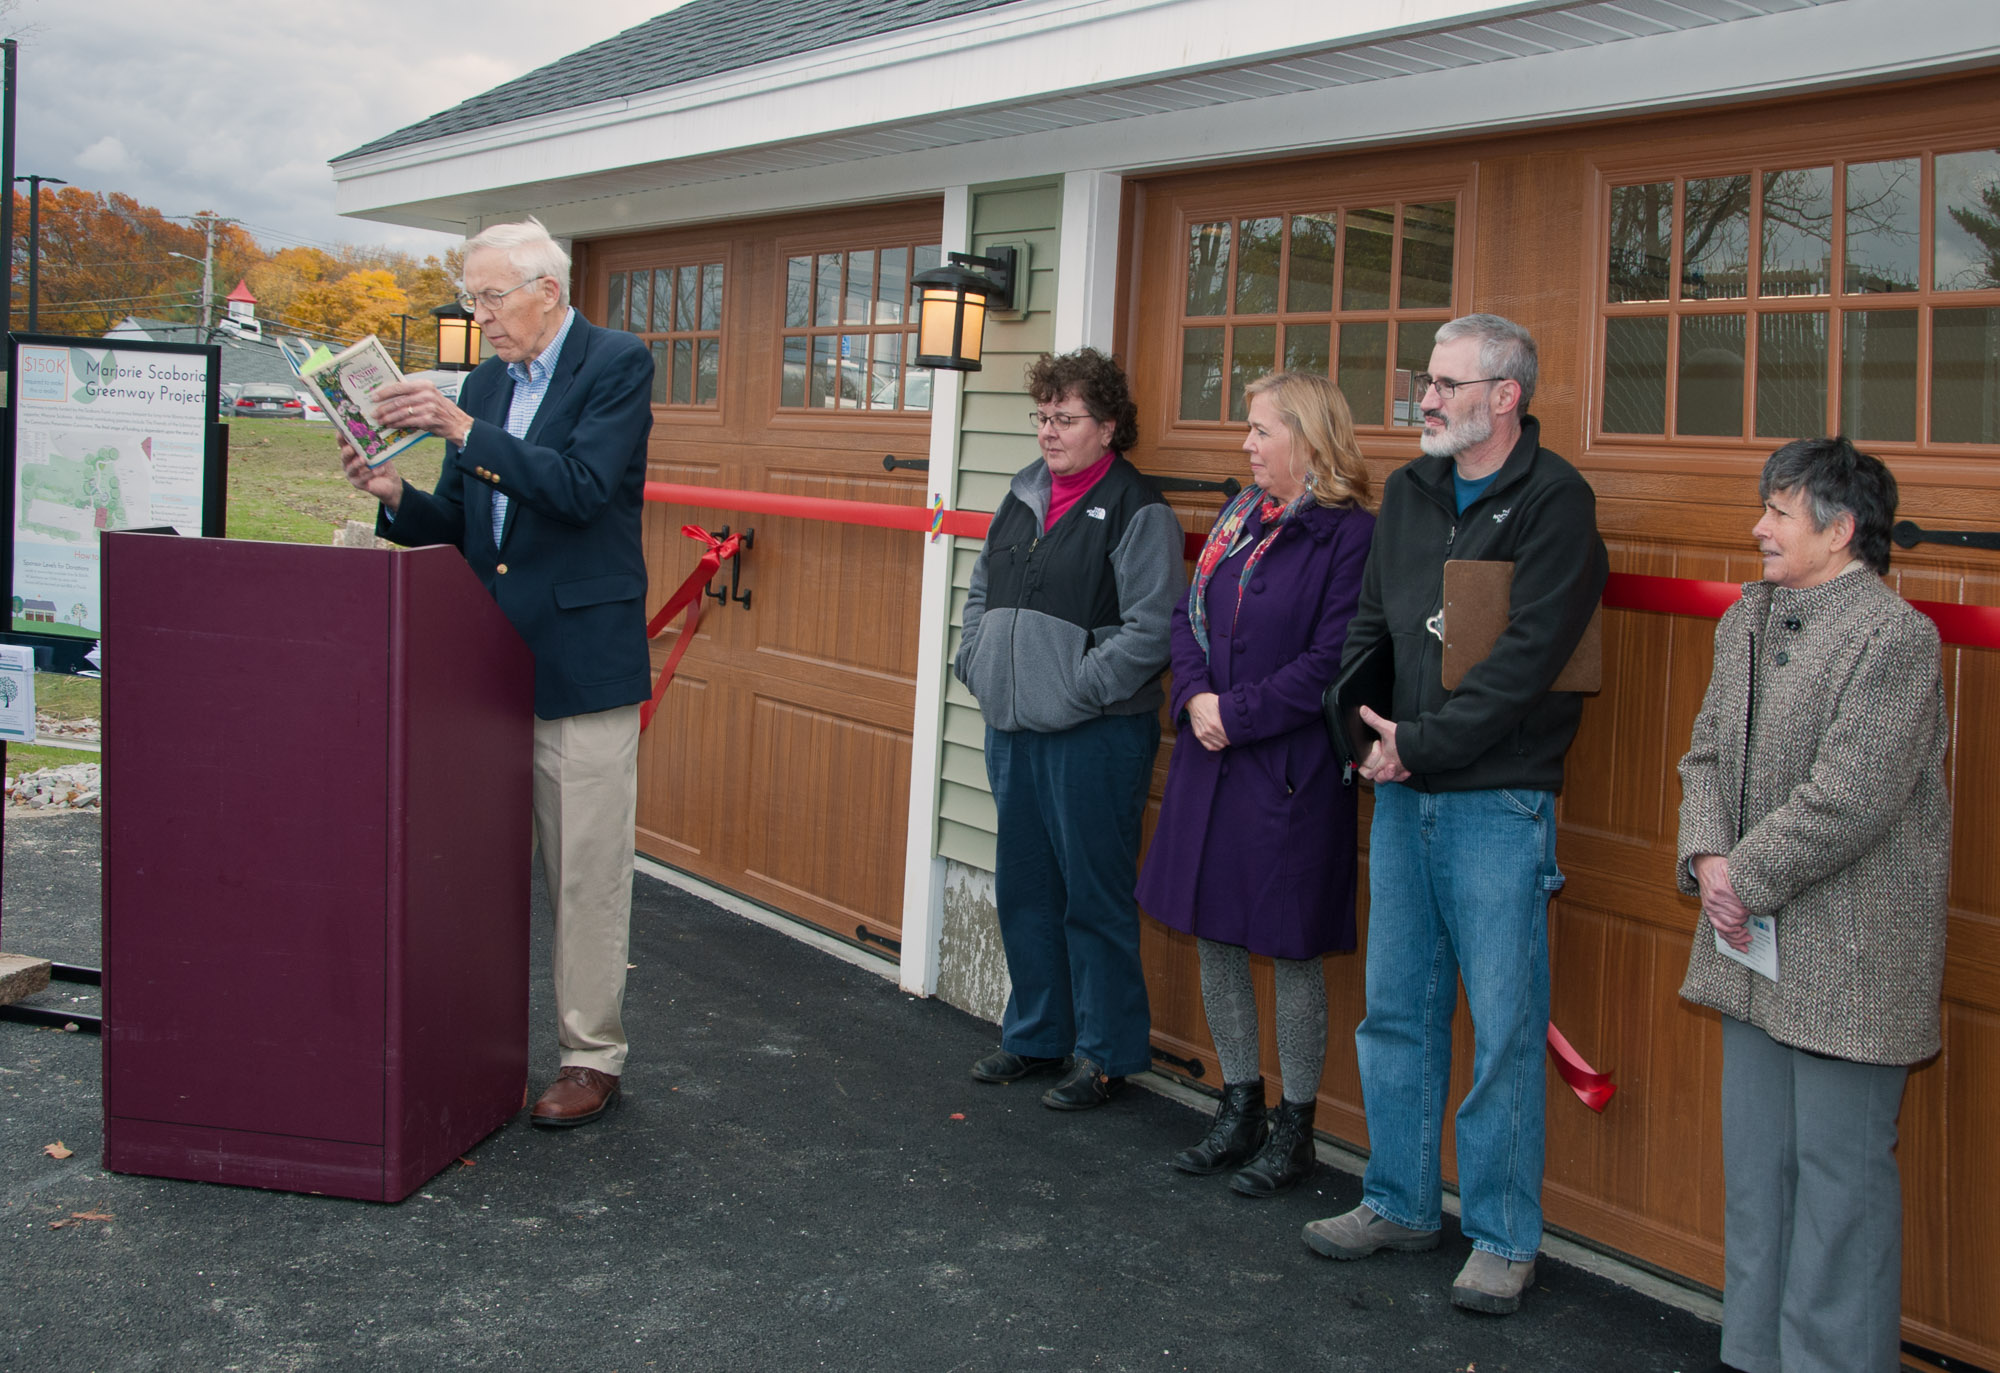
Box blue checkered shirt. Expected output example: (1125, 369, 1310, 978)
(485, 306, 578, 546)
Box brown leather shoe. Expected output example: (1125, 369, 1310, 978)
(530, 1066, 620, 1128)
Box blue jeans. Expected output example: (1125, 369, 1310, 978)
(986, 713, 1159, 1078)
(1355, 783, 1560, 1261)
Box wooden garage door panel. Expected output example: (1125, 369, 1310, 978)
(637, 672, 723, 864)
(740, 695, 911, 941)
(749, 526, 920, 682)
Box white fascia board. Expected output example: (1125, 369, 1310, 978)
(333, 0, 1590, 211)
(337, 0, 2000, 236)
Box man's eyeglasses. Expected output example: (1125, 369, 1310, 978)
(1029, 410, 1093, 431)
(457, 276, 547, 311)
(1413, 373, 1506, 401)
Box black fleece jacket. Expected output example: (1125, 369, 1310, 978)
(1340, 416, 1607, 794)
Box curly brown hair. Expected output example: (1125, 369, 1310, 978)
(1025, 348, 1139, 454)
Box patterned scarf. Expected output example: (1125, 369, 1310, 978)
(1187, 483, 1313, 660)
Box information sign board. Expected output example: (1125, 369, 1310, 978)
(4, 333, 225, 644)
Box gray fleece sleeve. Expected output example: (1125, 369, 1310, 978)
(953, 541, 990, 688)
(1077, 502, 1186, 709)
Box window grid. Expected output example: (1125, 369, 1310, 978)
(1174, 198, 1459, 429)
(605, 261, 725, 409)
(779, 240, 942, 413)
(1598, 146, 2000, 450)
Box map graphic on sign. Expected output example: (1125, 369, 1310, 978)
(17, 428, 148, 543)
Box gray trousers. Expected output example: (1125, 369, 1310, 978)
(1720, 1016, 1908, 1373)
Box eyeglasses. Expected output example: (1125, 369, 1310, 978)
(1413, 373, 1506, 401)
(1028, 410, 1094, 431)
(457, 276, 546, 311)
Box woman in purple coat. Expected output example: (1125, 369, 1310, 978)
(1136, 371, 1374, 1197)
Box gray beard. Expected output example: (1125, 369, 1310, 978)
(1419, 403, 1493, 458)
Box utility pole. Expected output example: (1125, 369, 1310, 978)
(16, 173, 67, 333)
(191, 212, 219, 334)
(2, 40, 17, 344)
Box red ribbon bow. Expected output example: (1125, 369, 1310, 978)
(639, 524, 741, 731)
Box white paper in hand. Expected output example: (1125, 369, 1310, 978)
(1715, 915, 1777, 982)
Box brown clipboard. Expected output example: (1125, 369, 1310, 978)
(1440, 559, 1602, 693)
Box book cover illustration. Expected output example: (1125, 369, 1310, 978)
(279, 335, 429, 469)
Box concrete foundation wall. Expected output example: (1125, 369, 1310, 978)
(936, 859, 1007, 1026)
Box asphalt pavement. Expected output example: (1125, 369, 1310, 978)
(2, 810, 1725, 1372)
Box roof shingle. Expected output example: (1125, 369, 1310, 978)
(337, 0, 1026, 162)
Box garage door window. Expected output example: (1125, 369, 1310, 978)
(1599, 145, 2000, 449)
(606, 261, 724, 407)
(780, 241, 943, 412)
(1176, 200, 1458, 426)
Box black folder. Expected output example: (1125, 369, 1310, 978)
(1321, 636, 1393, 780)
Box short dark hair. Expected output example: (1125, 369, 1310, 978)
(1025, 348, 1138, 454)
(1758, 436, 1898, 575)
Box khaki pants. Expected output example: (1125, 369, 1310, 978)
(532, 704, 640, 1075)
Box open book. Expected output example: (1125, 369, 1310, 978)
(278, 335, 429, 468)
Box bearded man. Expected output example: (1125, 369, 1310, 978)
(1300, 314, 1607, 1316)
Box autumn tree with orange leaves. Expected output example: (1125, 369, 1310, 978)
(12, 185, 466, 362)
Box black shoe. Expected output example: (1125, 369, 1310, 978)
(1172, 1079, 1267, 1175)
(1041, 1057, 1124, 1111)
(970, 1049, 1065, 1084)
(1230, 1097, 1316, 1197)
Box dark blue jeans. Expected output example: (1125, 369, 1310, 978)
(986, 713, 1159, 1078)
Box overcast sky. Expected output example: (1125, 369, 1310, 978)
(13, 0, 680, 259)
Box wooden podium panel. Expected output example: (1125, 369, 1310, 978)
(101, 535, 535, 1201)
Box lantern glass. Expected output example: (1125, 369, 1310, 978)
(916, 285, 988, 370)
(434, 314, 483, 370)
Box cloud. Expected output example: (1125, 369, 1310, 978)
(17, 0, 675, 255)
(72, 135, 137, 175)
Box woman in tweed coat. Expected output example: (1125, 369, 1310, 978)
(1677, 436, 1950, 1373)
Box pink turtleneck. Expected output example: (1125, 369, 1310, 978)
(1045, 450, 1116, 531)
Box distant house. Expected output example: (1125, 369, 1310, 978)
(102, 315, 298, 390)
(20, 600, 56, 624)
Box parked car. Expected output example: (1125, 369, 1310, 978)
(216, 382, 244, 417)
(295, 388, 328, 422)
(230, 384, 304, 418)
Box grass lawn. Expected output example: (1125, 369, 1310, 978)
(223, 417, 446, 544)
(33, 672, 100, 722)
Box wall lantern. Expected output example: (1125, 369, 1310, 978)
(911, 246, 1019, 372)
(431, 300, 484, 372)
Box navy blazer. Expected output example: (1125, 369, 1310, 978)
(379, 313, 656, 720)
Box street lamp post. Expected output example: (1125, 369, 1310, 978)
(15, 173, 68, 332)
(393, 312, 418, 369)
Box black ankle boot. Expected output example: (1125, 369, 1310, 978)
(1229, 1097, 1316, 1197)
(1171, 1079, 1267, 1175)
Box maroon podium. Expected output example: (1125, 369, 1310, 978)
(101, 534, 535, 1201)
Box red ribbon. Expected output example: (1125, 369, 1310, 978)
(1546, 1023, 1617, 1113)
(638, 523, 740, 732)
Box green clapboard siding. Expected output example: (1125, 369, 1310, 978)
(935, 177, 1061, 873)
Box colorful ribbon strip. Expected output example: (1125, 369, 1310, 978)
(642, 482, 2000, 1107)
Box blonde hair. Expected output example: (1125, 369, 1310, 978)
(1242, 372, 1373, 510)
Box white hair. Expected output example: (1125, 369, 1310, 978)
(465, 216, 571, 307)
